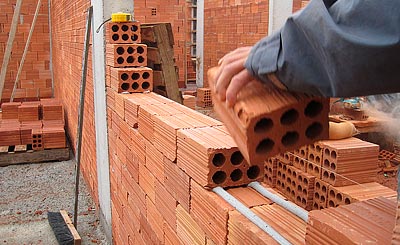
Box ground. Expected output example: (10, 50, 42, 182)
(0, 160, 108, 244)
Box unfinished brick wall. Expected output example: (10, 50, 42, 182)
(203, 0, 269, 87)
(0, 0, 51, 102)
(50, 0, 99, 202)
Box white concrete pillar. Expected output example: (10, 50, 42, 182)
(196, 0, 204, 87)
(90, 0, 134, 242)
(268, 0, 293, 35)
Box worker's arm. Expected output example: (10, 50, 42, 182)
(245, 0, 400, 97)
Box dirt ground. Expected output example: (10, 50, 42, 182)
(0, 160, 108, 244)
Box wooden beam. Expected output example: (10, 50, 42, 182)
(0, 147, 70, 167)
(0, 0, 23, 102)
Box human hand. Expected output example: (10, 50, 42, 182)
(214, 46, 254, 107)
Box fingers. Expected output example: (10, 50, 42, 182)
(215, 58, 246, 101)
(226, 69, 253, 107)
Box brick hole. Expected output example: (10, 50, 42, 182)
(121, 25, 129, 31)
(142, 82, 150, 90)
(308, 163, 313, 172)
(131, 35, 139, 42)
(33, 144, 37, 148)
(296, 196, 301, 203)
(111, 25, 119, 32)
(329, 190, 335, 199)
(131, 25, 138, 32)
(212, 171, 226, 185)
(247, 165, 260, 179)
(277, 180, 281, 186)
(287, 177, 292, 184)
(137, 46, 144, 54)
(303, 178, 308, 185)
(132, 73, 140, 80)
(297, 185, 302, 192)
(126, 56, 134, 63)
(328, 200, 336, 207)
(298, 175, 303, 182)
(329, 173, 335, 181)
(320, 194, 326, 203)
(330, 162, 336, 171)
(315, 192, 320, 199)
(230, 151, 243, 165)
(122, 34, 129, 41)
(314, 166, 319, 175)
(256, 138, 274, 155)
(315, 156, 321, 163)
(38, 135, 41, 139)
(300, 159, 305, 168)
(313, 203, 319, 209)
(336, 193, 343, 202)
(301, 197, 306, 205)
(315, 181, 321, 190)
(142, 72, 150, 79)
(117, 57, 125, 64)
(212, 153, 226, 167)
(121, 83, 129, 91)
(38, 144, 42, 147)
(291, 190, 295, 198)
(121, 73, 129, 80)
(300, 149, 306, 156)
(268, 177, 272, 182)
(230, 169, 243, 182)
(294, 157, 300, 165)
(277, 171, 281, 178)
(323, 159, 330, 168)
(316, 145, 322, 152)
(284, 153, 289, 161)
(127, 47, 134, 54)
(305, 122, 323, 139)
(33, 135, 37, 139)
(281, 131, 299, 147)
(280, 109, 299, 125)
(268, 167, 272, 173)
(303, 189, 307, 196)
(278, 162, 283, 169)
(331, 150, 337, 159)
(286, 186, 291, 194)
(304, 100, 323, 118)
(116, 47, 125, 55)
(344, 198, 351, 205)
(293, 171, 297, 178)
(324, 148, 330, 157)
(288, 168, 292, 175)
(291, 180, 296, 187)
(138, 56, 145, 63)
(281, 181, 285, 188)
(282, 173, 286, 180)
(33, 140, 37, 143)
(132, 82, 139, 90)
(112, 34, 119, 41)
(283, 165, 287, 172)
(322, 185, 327, 193)
(254, 118, 273, 134)
(323, 170, 329, 179)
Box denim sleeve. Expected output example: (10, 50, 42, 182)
(245, 0, 400, 97)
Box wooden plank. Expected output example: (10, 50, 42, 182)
(153, 70, 165, 87)
(0, 147, 70, 167)
(152, 23, 182, 104)
(60, 210, 82, 245)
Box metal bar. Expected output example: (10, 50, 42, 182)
(10, 0, 42, 102)
(248, 182, 309, 222)
(73, 6, 93, 228)
(0, 0, 23, 101)
(213, 187, 291, 245)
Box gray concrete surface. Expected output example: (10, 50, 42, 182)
(0, 159, 108, 244)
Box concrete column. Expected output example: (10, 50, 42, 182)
(91, 0, 133, 242)
(268, 0, 293, 35)
(196, 0, 204, 87)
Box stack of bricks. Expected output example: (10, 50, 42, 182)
(264, 137, 396, 211)
(182, 94, 196, 110)
(196, 88, 212, 108)
(105, 21, 154, 94)
(0, 99, 65, 150)
(0, 0, 52, 103)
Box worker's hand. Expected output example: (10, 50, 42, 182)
(214, 46, 254, 107)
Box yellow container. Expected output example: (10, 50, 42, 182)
(111, 12, 132, 23)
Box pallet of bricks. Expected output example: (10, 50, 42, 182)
(0, 98, 66, 152)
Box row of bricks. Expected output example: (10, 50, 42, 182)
(105, 22, 141, 44)
(107, 90, 263, 188)
(1, 100, 64, 121)
(106, 43, 148, 68)
(109, 67, 153, 93)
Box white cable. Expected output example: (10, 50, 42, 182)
(248, 182, 309, 222)
(213, 187, 292, 245)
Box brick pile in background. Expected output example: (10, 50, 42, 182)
(0, 0, 52, 102)
(264, 137, 396, 212)
(0, 98, 65, 149)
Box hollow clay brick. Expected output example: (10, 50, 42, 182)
(106, 43, 147, 67)
(164, 157, 190, 212)
(1, 102, 21, 119)
(177, 126, 263, 188)
(264, 157, 277, 187)
(208, 67, 329, 165)
(312, 179, 329, 210)
(106, 21, 141, 44)
(0, 127, 21, 146)
(111, 67, 153, 93)
(42, 126, 66, 149)
(176, 204, 206, 244)
(306, 197, 396, 244)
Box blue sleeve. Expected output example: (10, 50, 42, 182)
(245, 0, 400, 97)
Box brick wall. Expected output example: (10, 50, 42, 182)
(0, 0, 51, 102)
(50, 0, 99, 203)
(134, 0, 193, 88)
(293, 0, 310, 12)
(203, 0, 269, 87)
